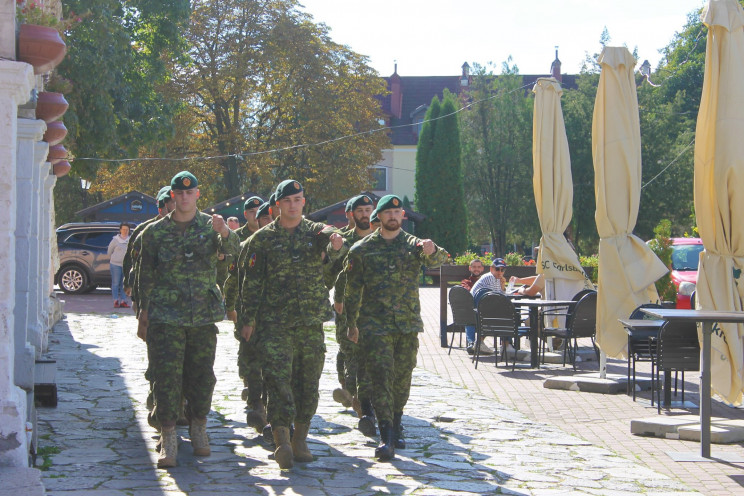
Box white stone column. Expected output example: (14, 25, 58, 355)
(0, 60, 36, 467)
(14, 120, 46, 393)
(40, 171, 56, 350)
(26, 157, 43, 356)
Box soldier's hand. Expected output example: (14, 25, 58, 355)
(217, 253, 226, 261)
(226, 310, 237, 323)
(212, 214, 229, 237)
(241, 325, 254, 342)
(124, 286, 132, 297)
(334, 302, 343, 314)
(137, 311, 148, 341)
(347, 326, 359, 344)
(330, 232, 343, 251)
(420, 239, 435, 256)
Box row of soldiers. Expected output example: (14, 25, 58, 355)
(124, 170, 449, 469)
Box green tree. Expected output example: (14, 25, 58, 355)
(415, 95, 440, 221)
(415, 90, 467, 254)
(459, 61, 533, 257)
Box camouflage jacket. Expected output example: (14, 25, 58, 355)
(138, 211, 239, 326)
(332, 228, 368, 304)
(344, 229, 449, 335)
(322, 225, 354, 290)
(223, 226, 257, 312)
(123, 215, 159, 290)
(238, 217, 347, 328)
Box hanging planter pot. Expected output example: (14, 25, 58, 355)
(53, 160, 71, 178)
(17, 24, 66, 75)
(35, 92, 68, 123)
(43, 120, 67, 146)
(47, 144, 67, 164)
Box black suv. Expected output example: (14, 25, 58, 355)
(55, 222, 127, 294)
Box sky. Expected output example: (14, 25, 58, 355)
(298, 0, 708, 76)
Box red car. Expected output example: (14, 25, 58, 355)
(670, 238, 704, 309)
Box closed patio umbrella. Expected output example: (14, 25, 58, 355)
(694, 0, 744, 405)
(592, 46, 668, 358)
(532, 78, 590, 303)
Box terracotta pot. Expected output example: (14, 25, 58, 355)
(35, 92, 68, 123)
(47, 144, 67, 164)
(43, 120, 67, 145)
(53, 160, 71, 178)
(17, 24, 67, 75)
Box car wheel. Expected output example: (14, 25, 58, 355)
(58, 266, 89, 294)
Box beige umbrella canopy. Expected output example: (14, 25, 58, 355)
(592, 46, 668, 359)
(532, 78, 589, 297)
(694, 0, 744, 405)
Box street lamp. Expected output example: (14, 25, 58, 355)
(80, 178, 91, 191)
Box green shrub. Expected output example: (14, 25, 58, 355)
(648, 219, 677, 302)
(453, 251, 493, 266)
(504, 252, 524, 266)
(579, 254, 599, 284)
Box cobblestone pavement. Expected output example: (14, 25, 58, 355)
(37, 311, 701, 495)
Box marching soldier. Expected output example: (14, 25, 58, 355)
(344, 195, 449, 461)
(239, 179, 345, 469)
(137, 171, 239, 468)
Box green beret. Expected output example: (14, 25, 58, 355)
(269, 193, 276, 206)
(345, 196, 357, 212)
(156, 186, 172, 208)
(256, 202, 271, 218)
(171, 171, 198, 190)
(275, 179, 303, 200)
(244, 196, 262, 211)
(350, 194, 373, 211)
(375, 194, 403, 213)
(370, 210, 379, 223)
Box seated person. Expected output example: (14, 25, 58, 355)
(510, 273, 545, 297)
(466, 258, 508, 355)
(460, 258, 485, 290)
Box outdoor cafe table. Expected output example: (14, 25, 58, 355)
(512, 299, 576, 368)
(618, 319, 665, 399)
(639, 308, 744, 462)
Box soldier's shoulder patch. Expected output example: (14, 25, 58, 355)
(346, 258, 354, 272)
(248, 253, 256, 268)
(229, 262, 236, 272)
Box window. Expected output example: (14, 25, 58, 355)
(84, 231, 116, 249)
(370, 167, 387, 191)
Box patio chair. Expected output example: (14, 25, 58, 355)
(474, 292, 522, 370)
(540, 289, 596, 351)
(447, 285, 475, 355)
(540, 292, 599, 370)
(654, 319, 700, 414)
(626, 303, 663, 401)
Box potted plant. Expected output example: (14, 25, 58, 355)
(43, 120, 67, 145)
(16, 1, 68, 74)
(52, 159, 70, 177)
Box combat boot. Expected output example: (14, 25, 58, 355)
(291, 422, 314, 462)
(357, 399, 377, 438)
(189, 417, 211, 456)
(393, 412, 406, 449)
(272, 426, 294, 469)
(246, 401, 267, 433)
(374, 421, 395, 461)
(332, 387, 353, 407)
(157, 426, 178, 468)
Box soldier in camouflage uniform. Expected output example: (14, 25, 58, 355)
(239, 179, 346, 469)
(215, 217, 241, 293)
(137, 171, 239, 468)
(256, 201, 272, 227)
(223, 196, 267, 431)
(331, 196, 376, 426)
(345, 195, 449, 461)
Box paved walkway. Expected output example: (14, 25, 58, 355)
(35, 288, 742, 494)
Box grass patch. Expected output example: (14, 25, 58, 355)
(36, 445, 61, 471)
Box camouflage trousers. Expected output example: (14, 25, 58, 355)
(234, 326, 265, 406)
(259, 323, 326, 428)
(361, 330, 419, 425)
(147, 323, 218, 425)
(334, 310, 365, 396)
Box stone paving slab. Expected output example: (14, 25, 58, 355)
(35, 313, 702, 495)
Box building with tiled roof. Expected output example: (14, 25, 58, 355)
(372, 52, 576, 204)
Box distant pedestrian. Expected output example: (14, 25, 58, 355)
(108, 223, 131, 308)
(344, 195, 449, 461)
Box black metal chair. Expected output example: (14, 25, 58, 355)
(654, 319, 700, 414)
(447, 286, 475, 355)
(475, 293, 521, 370)
(540, 292, 599, 370)
(625, 303, 664, 401)
(539, 289, 596, 355)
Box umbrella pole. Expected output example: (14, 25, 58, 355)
(599, 351, 607, 379)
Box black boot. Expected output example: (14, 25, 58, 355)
(393, 412, 405, 449)
(374, 421, 395, 461)
(357, 398, 377, 438)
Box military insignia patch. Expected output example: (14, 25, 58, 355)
(229, 262, 235, 272)
(182, 177, 191, 187)
(293, 181, 300, 190)
(347, 259, 354, 271)
(392, 198, 399, 206)
(248, 253, 256, 268)
(253, 199, 260, 205)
